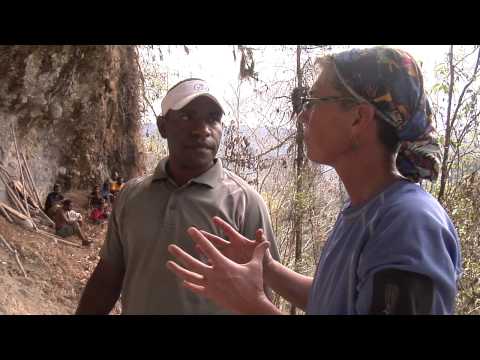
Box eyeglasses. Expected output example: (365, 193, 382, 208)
(300, 96, 357, 112)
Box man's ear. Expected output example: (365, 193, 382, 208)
(157, 114, 167, 139)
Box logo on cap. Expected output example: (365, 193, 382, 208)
(193, 83, 208, 92)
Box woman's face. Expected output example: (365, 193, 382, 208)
(299, 68, 356, 167)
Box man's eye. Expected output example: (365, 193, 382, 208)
(209, 112, 222, 122)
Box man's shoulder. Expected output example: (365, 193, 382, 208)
(220, 168, 263, 201)
(119, 174, 153, 198)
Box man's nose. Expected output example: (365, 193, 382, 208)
(191, 118, 212, 137)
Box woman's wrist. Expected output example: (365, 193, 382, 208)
(247, 295, 284, 315)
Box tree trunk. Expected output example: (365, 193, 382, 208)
(438, 45, 455, 203)
(290, 45, 305, 315)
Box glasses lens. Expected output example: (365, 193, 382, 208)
(301, 98, 311, 111)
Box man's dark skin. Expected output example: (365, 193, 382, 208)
(44, 184, 64, 214)
(54, 200, 91, 246)
(75, 96, 223, 314)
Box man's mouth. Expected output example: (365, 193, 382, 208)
(185, 143, 213, 150)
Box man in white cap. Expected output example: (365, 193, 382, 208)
(76, 78, 280, 314)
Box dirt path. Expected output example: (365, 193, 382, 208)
(0, 190, 120, 314)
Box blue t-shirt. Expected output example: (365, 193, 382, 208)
(306, 180, 462, 315)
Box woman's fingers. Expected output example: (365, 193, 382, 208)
(195, 244, 214, 266)
(166, 261, 205, 284)
(168, 244, 212, 274)
(255, 228, 265, 243)
(200, 230, 231, 248)
(182, 281, 207, 296)
(212, 217, 255, 245)
(251, 241, 270, 266)
(187, 227, 226, 264)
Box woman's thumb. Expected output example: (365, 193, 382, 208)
(252, 241, 269, 265)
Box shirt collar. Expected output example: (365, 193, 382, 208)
(152, 157, 223, 189)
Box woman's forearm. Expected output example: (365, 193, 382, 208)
(264, 259, 313, 311)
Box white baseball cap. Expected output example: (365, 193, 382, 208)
(161, 78, 224, 116)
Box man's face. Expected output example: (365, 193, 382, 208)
(54, 185, 60, 193)
(158, 96, 223, 171)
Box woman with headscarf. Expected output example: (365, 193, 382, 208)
(165, 47, 462, 315)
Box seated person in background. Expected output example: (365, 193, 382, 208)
(44, 183, 64, 216)
(54, 199, 92, 247)
(101, 181, 113, 203)
(110, 177, 124, 195)
(89, 198, 110, 224)
(109, 177, 125, 204)
(66, 207, 83, 226)
(88, 185, 103, 209)
(109, 171, 119, 190)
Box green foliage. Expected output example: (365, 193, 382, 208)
(441, 173, 480, 314)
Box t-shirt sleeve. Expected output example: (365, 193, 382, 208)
(355, 203, 461, 314)
(99, 191, 125, 271)
(242, 190, 281, 262)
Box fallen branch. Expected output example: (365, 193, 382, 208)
(36, 229, 82, 248)
(0, 232, 27, 278)
(14, 250, 28, 278)
(35, 208, 55, 228)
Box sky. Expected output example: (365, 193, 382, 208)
(145, 45, 451, 125)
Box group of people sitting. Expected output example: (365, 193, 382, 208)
(43, 173, 125, 247)
(88, 173, 125, 222)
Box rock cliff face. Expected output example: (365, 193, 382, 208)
(0, 45, 145, 200)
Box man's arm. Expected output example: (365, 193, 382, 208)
(75, 258, 124, 315)
(57, 209, 71, 225)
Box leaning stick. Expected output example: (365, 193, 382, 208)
(18, 154, 54, 228)
(1, 200, 37, 233)
(11, 123, 31, 221)
(0, 167, 28, 215)
(0, 232, 15, 253)
(5, 183, 28, 215)
(0, 202, 30, 221)
(2, 189, 37, 230)
(22, 159, 41, 208)
(17, 172, 38, 209)
(21, 152, 42, 209)
(0, 204, 14, 223)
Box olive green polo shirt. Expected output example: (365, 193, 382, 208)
(100, 158, 280, 314)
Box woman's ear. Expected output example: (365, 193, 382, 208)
(352, 102, 376, 129)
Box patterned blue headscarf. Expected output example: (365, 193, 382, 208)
(332, 46, 442, 182)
